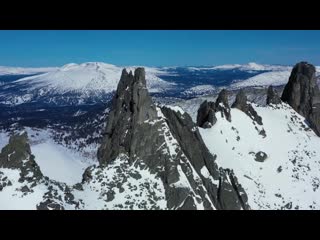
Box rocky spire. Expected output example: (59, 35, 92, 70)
(215, 89, 231, 122)
(97, 68, 158, 165)
(266, 85, 281, 105)
(196, 100, 217, 128)
(97, 68, 250, 210)
(281, 62, 320, 136)
(232, 89, 263, 125)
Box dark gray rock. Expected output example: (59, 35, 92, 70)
(196, 100, 217, 128)
(217, 169, 250, 210)
(232, 89, 263, 125)
(106, 190, 115, 202)
(215, 89, 231, 122)
(37, 199, 64, 210)
(266, 85, 281, 105)
(254, 151, 268, 162)
(281, 62, 320, 136)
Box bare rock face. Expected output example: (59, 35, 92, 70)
(218, 168, 250, 210)
(196, 100, 217, 128)
(215, 89, 231, 122)
(97, 68, 250, 210)
(281, 62, 320, 136)
(232, 89, 263, 125)
(266, 85, 281, 105)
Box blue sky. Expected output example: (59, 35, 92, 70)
(0, 30, 319, 67)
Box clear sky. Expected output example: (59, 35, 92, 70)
(0, 30, 319, 67)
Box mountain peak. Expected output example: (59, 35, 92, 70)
(96, 67, 249, 209)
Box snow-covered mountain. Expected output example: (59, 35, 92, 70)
(15, 62, 173, 93)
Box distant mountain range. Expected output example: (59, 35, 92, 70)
(1, 62, 315, 106)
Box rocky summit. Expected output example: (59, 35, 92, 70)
(266, 85, 282, 105)
(196, 100, 217, 128)
(215, 89, 232, 122)
(232, 89, 263, 126)
(97, 68, 249, 209)
(281, 62, 320, 136)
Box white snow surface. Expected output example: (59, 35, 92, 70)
(0, 131, 9, 150)
(199, 103, 320, 210)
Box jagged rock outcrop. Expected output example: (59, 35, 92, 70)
(0, 132, 43, 182)
(281, 62, 320, 136)
(215, 89, 231, 122)
(266, 85, 281, 105)
(232, 89, 263, 125)
(97, 68, 249, 210)
(196, 100, 217, 128)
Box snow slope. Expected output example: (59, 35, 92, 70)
(199, 103, 320, 209)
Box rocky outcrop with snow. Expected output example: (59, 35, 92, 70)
(281, 62, 320, 136)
